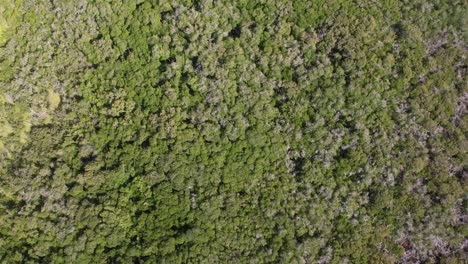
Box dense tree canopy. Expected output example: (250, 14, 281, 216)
(0, 0, 466, 263)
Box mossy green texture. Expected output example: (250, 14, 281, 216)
(0, 0, 466, 263)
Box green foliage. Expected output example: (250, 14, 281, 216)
(0, 0, 466, 263)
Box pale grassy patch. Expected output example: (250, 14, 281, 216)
(48, 89, 61, 110)
(0, 4, 9, 45)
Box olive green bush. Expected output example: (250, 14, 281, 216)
(0, 0, 466, 263)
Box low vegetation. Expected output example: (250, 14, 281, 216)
(0, 0, 466, 262)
